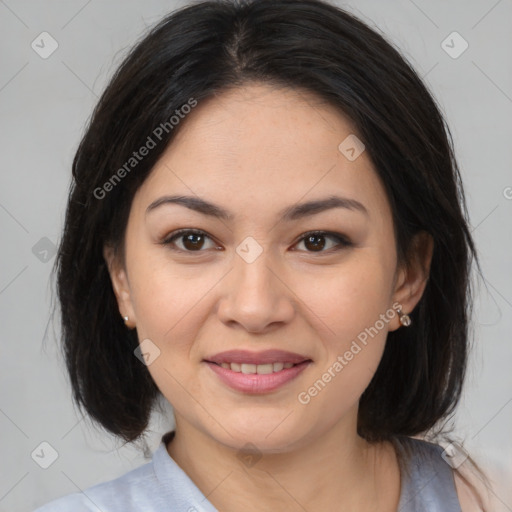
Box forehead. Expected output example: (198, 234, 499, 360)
(133, 83, 391, 224)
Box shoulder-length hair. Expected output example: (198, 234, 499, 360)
(52, 0, 478, 449)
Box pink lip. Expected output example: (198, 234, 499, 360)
(204, 349, 311, 365)
(204, 360, 312, 394)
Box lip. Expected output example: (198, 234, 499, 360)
(205, 360, 312, 394)
(204, 349, 311, 365)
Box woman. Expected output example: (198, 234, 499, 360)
(35, 0, 491, 510)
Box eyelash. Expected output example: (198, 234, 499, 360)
(161, 229, 353, 254)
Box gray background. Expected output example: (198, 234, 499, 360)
(0, 0, 511, 510)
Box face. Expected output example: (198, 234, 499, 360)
(105, 83, 430, 453)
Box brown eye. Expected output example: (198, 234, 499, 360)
(181, 232, 206, 250)
(295, 231, 352, 253)
(162, 229, 217, 252)
(162, 229, 351, 254)
(303, 233, 327, 251)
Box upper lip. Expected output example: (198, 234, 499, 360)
(204, 349, 312, 365)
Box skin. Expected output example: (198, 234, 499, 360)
(104, 83, 435, 512)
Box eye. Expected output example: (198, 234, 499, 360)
(161, 229, 219, 252)
(161, 229, 352, 254)
(293, 231, 353, 253)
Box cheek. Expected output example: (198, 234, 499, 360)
(127, 262, 211, 406)
(296, 254, 394, 343)
(127, 247, 214, 340)
(125, 248, 235, 397)
(293, 256, 393, 401)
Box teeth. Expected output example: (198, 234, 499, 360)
(218, 361, 300, 373)
(241, 363, 257, 374)
(256, 364, 273, 374)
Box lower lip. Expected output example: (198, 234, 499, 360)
(205, 361, 311, 394)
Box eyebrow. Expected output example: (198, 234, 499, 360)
(145, 194, 369, 221)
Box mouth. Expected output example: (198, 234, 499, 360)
(206, 361, 309, 374)
(204, 348, 312, 366)
(203, 349, 313, 394)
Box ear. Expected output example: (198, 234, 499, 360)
(103, 244, 136, 329)
(388, 231, 434, 331)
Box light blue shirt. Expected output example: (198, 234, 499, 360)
(34, 431, 462, 511)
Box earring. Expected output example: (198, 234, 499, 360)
(123, 316, 129, 323)
(397, 308, 411, 327)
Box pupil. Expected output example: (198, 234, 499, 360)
(305, 234, 325, 251)
(184, 233, 203, 250)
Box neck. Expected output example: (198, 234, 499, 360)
(165, 411, 400, 512)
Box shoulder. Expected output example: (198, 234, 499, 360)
(33, 492, 93, 512)
(394, 436, 462, 511)
(33, 456, 157, 512)
(453, 465, 491, 512)
(394, 436, 489, 512)
(32, 433, 215, 512)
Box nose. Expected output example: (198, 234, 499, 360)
(216, 249, 296, 334)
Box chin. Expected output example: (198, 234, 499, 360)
(210, 420, 308, 454)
